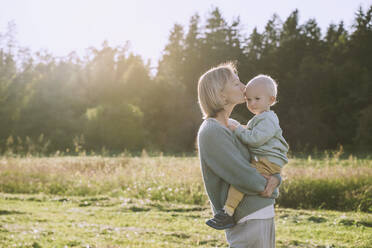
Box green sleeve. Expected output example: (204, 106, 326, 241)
(234, 118, 277, 147)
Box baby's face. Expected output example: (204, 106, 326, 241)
(244, 84, 274, 115)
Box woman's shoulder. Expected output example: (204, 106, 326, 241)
(198, 118, 229, 139)
(198, 118, 222, 132)
(197, 119, 245, 156)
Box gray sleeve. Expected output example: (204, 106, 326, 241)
(199, 124, 267, 195)
(233, 117, 277, 147)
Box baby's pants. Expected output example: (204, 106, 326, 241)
(224, 158, 281, 216)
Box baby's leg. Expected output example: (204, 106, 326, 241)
(251, 158, 281, 175)
(224, 185, 244, 216)
(258, 157, 282, 174)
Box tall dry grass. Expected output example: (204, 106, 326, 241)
(0, 155, 371, 211)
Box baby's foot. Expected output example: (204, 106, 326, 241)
(206, 212, 235, 230)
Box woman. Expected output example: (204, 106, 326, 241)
(197, 62, 281, 248)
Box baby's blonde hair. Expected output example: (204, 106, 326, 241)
(247, 74, 278, 106)
(197, 62, 237, 119)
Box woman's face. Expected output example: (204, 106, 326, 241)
(221, 74, 246, 105)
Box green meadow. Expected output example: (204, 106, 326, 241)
(0, 155, 371, 247)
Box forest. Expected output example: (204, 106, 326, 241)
(1, 6, 371, 155)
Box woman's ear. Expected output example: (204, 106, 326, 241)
(220, 93, 228, 105)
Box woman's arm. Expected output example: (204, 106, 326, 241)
(199, 122, 267, 195)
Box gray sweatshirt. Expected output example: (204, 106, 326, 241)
(234, 110, 289, 167)
(197, 118, 281, 222)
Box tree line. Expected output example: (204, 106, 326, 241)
(1, 6, 371, 155)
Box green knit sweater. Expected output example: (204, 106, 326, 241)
(197, 118, 281, 222)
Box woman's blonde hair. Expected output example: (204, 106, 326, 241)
(197, 62, 237, 119)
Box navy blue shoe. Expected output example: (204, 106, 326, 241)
(206, 212, 235, 230)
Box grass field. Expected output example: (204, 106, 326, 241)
(0, 155, 371, 247)
(1, 193, 371, 248)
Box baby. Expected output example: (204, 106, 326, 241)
(206, 74, 289, 230)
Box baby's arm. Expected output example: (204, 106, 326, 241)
(234, 118, 277, 147)
(228, 123, 246, 131)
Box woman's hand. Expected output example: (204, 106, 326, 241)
(260, 174, 279, 198)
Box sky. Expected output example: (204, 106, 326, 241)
(1, 0, 371, 67)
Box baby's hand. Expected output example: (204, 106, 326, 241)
(228, 124, 237, 131)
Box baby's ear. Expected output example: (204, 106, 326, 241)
(270, 96, 276, 104)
